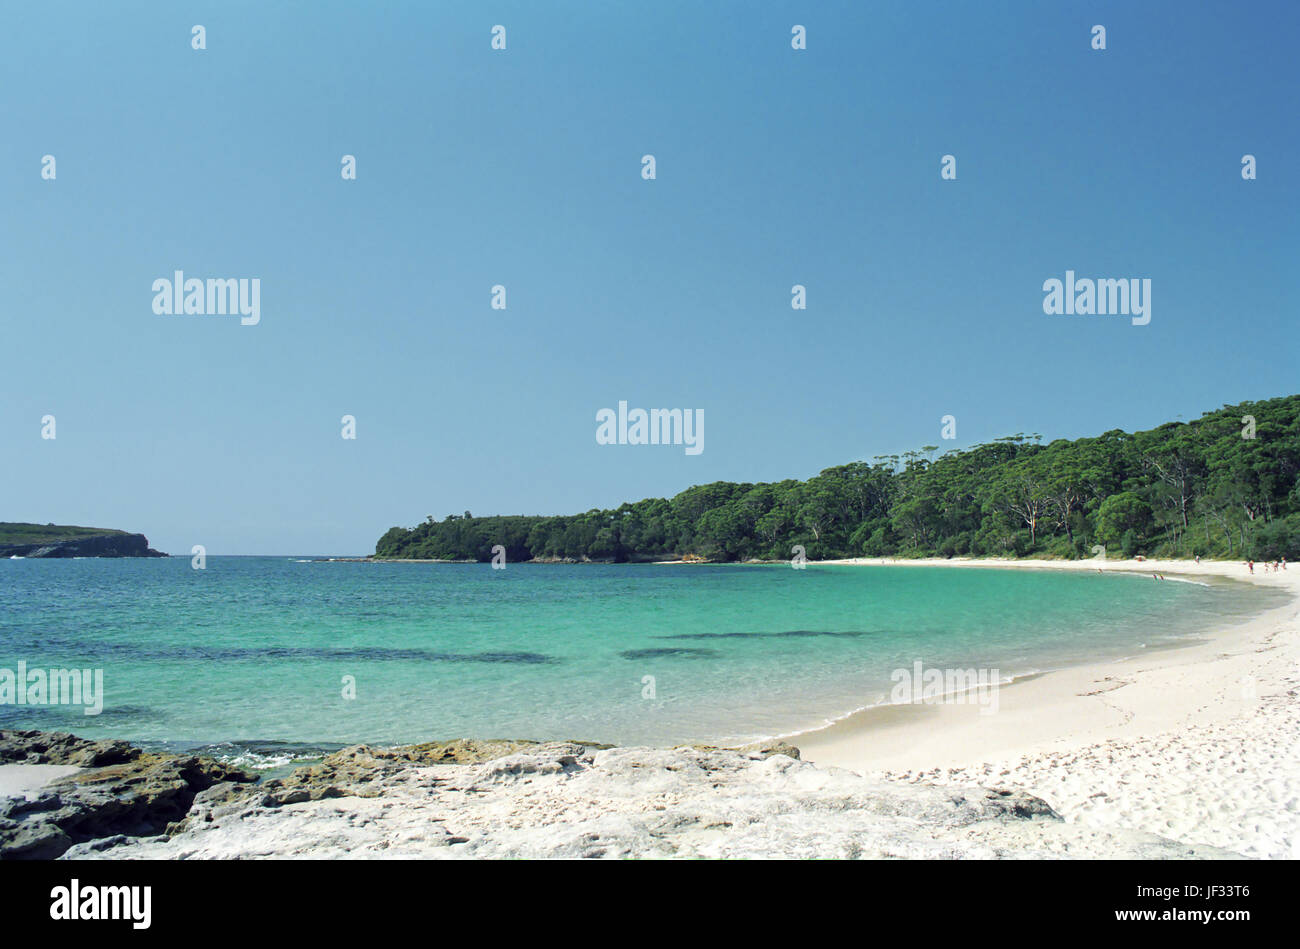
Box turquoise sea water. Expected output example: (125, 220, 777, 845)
(0, 557, 1281, 765)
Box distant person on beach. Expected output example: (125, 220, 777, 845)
(1247, 560, 1254, 574)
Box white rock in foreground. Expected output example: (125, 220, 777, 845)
(67, 745, 1240, 859)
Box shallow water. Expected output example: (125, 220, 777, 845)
(0, 557, 1281, 765)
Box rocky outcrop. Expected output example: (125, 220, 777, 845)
(6, 730, 1246, 859)
(732, 739, 802, 760)
(0, 730, 141, 768)
(0, 731, 1236, 860)
(0, 531, 166, 558)
(0, 730, 254, 859)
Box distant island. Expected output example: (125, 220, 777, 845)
(376, 394, 1299, 564)
(0, 523, 167, 558)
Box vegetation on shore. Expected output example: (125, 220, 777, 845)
(376, 395, 1300, 563)
(0, 523, 127, 545)
(0, 523, 167, 558)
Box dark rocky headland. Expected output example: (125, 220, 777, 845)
(0, 523, 167, 558)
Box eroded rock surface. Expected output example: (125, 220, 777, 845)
(51, 739, 1237, 860)
(4, 730, 1243, 859)
(0, 730, 255, 859)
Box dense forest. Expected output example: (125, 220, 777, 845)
(376, 395, 1300, 563)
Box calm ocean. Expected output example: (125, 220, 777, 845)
(0, 557, 1279, 768)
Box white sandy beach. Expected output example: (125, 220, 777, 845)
(797, 557, 1300, 859)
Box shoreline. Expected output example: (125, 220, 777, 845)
(5, 555, 1296, 858)
(790, 556, 1300, 858)
(794, 556, 1291, 769)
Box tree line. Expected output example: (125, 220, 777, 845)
(375, 394, 1300, 563)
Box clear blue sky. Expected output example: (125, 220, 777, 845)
(2, 2, 1296, 555)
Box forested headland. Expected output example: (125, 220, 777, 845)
(375, 395, 1300, 563)
(0, 523, 167, 558)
